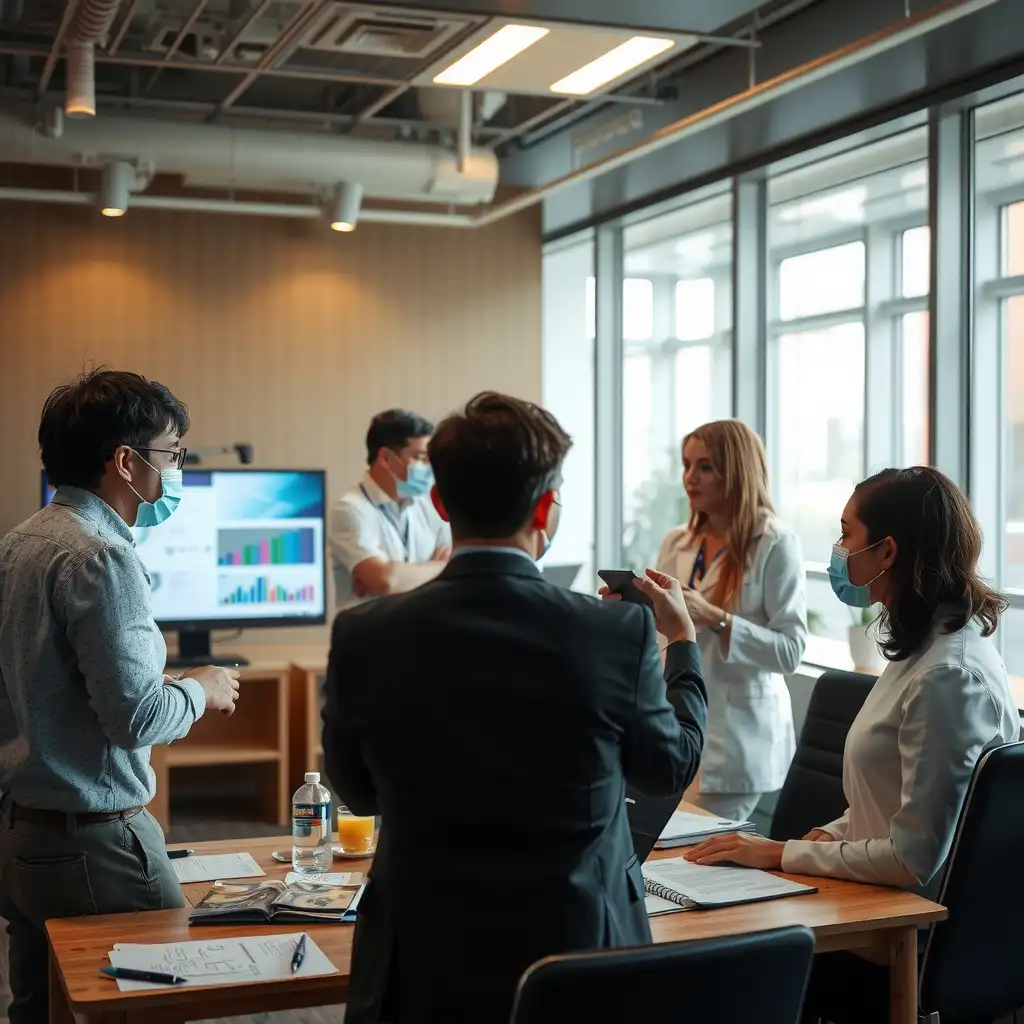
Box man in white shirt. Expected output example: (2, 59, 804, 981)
(330, 409, 451, 610)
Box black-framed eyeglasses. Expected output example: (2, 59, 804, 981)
(134, 447, 188, 470)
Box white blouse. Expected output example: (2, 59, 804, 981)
(782, 617, 1019, 894)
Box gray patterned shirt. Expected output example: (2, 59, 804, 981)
(0, 486, 206, 811)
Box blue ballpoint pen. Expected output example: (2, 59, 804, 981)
(291, 933, 307, 973)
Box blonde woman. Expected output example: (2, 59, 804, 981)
(656, 420, 807, 821)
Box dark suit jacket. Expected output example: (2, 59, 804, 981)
(322, 550, 707, 1024)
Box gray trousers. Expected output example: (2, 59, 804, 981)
(0, 805, 184, 1024)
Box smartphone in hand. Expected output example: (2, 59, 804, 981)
(597, 569, 654, 610)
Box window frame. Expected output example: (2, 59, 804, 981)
(765, 201, 930, 574)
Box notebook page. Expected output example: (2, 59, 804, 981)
(643, 857, 815, 908)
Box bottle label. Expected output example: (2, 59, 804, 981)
(292, 802, 330, 849)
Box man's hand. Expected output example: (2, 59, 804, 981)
(431, 544, 452, 562)
(635, 569, 697, 645)
(181, 666, 241, 716)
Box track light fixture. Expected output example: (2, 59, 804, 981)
(330, 181, 364, 232)
(99, 160, 132, 217)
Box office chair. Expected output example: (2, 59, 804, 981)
(510, 926, 815, 1024)
(917, 741, 1024, 1024)
(769, 670, 876, 841)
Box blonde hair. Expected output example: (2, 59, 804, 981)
(682, 419, 773, 610)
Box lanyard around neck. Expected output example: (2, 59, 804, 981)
(360, 484, 411, 560)
(688, 538, 725, 589)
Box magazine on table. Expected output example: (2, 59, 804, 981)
(189, 877, 366, 925)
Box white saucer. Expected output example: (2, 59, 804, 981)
(333, 845, 376, 859)
(271, 847, 376, 863)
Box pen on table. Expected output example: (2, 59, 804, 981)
(101, 967, 188, 985)
(167, 848, 194, 860)
(291, 933, 307, 973)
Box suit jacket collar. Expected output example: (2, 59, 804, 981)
(439, 549, 542, 582)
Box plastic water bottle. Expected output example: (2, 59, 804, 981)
(292, 771, 332, 874)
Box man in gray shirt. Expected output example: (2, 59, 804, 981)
(0, 369, 240, 1023)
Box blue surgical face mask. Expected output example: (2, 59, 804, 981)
(827, 540, 885, 608)
(128, 455, 183, 528)
(396, 461, 434, 499)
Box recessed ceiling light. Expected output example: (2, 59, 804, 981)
(433, 24, 549, 87)
(550, 36, 674, 96)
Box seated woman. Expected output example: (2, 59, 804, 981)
(683, 466, 1019, 1022)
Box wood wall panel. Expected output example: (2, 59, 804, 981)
(0, 201, 542, 643)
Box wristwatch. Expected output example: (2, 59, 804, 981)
(710, 613, 730, 634)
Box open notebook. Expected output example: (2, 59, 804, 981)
(642, 857, 816, 915)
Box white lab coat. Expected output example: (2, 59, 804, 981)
(656, 509, 807, 794)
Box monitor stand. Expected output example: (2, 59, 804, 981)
(166, 629, 249, 670)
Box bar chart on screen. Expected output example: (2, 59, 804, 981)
(217, 574, 319, 608)
(217, 527, 316, 566)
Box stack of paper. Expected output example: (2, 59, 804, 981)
(654, 810, 756, 849)
(170, 852, 265, 884)
(107, 935, 337, 991)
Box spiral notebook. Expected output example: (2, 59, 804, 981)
(642, 857, 816, 915)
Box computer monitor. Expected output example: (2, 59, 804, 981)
(41, 468, 327, 665)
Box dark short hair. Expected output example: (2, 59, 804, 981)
(39, 369, 190, 489)
(365, 409, 434, 465)
(854, 466, 1006, 661)
(428, 392, 572, 538)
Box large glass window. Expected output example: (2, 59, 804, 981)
(620, 192, 733, 570)
(769, 127, 929, 641)
(542, 236, 596, 591)
(975, 91, 1024, 674)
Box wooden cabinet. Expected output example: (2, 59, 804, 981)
(149, 645, 330, 833)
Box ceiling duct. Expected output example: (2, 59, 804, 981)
(0, 107, 499, 205)
(65, 0, 122, 118)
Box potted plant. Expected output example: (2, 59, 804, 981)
(848, 604, 885, 673)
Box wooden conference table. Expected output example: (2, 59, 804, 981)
(46, 809, 945, 1024)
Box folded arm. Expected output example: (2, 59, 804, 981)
(61, 547, 204, 749)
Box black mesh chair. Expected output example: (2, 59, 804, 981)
(510, 926, 815, 1024)
(917, 741, 1024, 1024)
(770, 670, 876, 841)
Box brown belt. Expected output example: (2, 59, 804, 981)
(9, 804, 144, 826)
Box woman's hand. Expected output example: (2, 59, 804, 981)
(683, 833, 785, 870)
(802, 828, 836, 842)
(681, 586, 726, 631)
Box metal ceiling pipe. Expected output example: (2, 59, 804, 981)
(65, 0, 122, 117)
(0, 108, 500, 205)
(0, 187, 477, 226)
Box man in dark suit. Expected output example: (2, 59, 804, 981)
(322, 392, 708, 1024)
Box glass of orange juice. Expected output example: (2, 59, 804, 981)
(336, 803, 376, 856)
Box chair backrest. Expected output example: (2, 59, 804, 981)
(769, 669, 876, 841)
(509, 926, 815, 1024)
(918, 740, 1024, 1022)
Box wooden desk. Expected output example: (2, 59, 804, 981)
(47, 819, 945, 1024)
